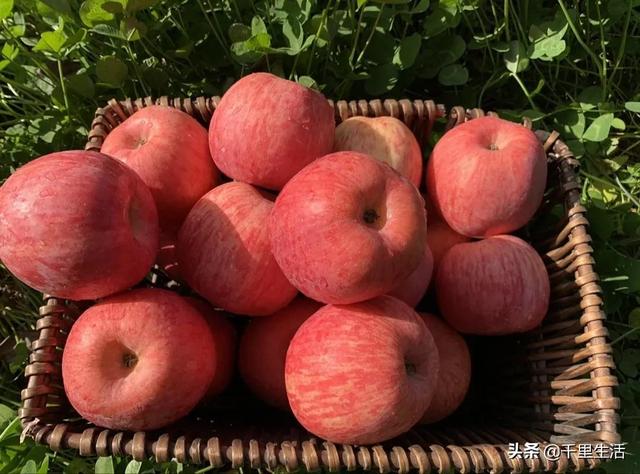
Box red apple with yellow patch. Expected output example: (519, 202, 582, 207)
(334, 116, 423, 186)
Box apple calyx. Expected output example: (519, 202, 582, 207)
(122, 352, 138, 369)
(405, 361, 417, 376)
(363, 208, 379, 225)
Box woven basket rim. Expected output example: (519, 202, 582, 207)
(18, 96, 620, 474)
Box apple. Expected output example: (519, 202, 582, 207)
(178, 181, 297, 316)
(388, 244, 433, 307)
(427, 215, 471, 271)
(0, 150, 158, 300)
(239, 296, 322, 410)
(285, 295, 439, 445)
(436, 235, 550, 335)
(101, 105, 218, 231)
(184, 298, 237, 399)
(61, 288, 215, 431)
(270, 151, 427, 304)
(419, 313, 471, 424)
(426, 116, 547, 237)
(333, 116, 423, 187)
(209, 73, 334, 190)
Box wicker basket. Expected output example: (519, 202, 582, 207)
(19, 97, 620, 473)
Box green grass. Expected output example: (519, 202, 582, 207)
(0, 0, 639, 472)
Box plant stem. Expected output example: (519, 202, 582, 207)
(306, 0, 332, 75)
(348, 2, 365, 66)
(354, 5, 384, 66)
(56, 59, 71, 124)
(511, 72, 538, 110)
(609, 1, 632, 90)
(503, 0, 510, 41)
(595, 0, 607, 101)
(557, 0, 604, 82)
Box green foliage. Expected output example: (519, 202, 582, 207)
(0, 1, 639, 472)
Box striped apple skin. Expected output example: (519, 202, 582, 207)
(436, 235, 550, 335)
(419, 313, 471, 424)
(285, 295, 439, 445)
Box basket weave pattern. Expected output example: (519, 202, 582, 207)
(18, 97, 620, 473)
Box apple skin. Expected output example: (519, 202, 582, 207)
(426, 116, 547, 237)
(270, 151, 427, 305)
(334, 116, 423, 187)
(0, 151, 159, 300)
(209, 73, 334, 190)
(388, 244, 433, 307)
(178, 181, 297, 316)
(184, 298, 237, 399)
(239, 296, 322, 410)
(436, 235, 550, 335)
(285, 296, 439, 445)
(427, 216, 471, 271)
(61, 288, 216, 431)
(419, 313, 471, 424)
(101, 105, 218, 231)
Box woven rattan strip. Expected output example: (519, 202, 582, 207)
(19, 97, 620, 473)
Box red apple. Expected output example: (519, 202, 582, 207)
(184, 298, 237, 399)
(210, 73, 334, 190)
(436, 235, 550, 335)
(0, 151, 158, 300)
(270, 151, 427, 304)
(419, 313, 471, 424)
(239, 297, 322, 410)
(61, 288, 215, 431)
(102, 105, 218, 231)
(334, 116, 423, 186)
(178, 182, 297, 316)
(426, 116, 546, 237)
(285, 296, 439, 445)
(427, 216, 471, 271)
(388, 244, 433, 307)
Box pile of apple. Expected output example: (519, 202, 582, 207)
(0, 72, 550, 445)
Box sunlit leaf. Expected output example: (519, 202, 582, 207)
(0, 0, 13, 20)
(583, 113, 614, 142)
(393, 33, 421, 69)
(504, 40, 529, 73)
(95, 457, 115, 474)
(625, 101, 640, 113)
(33, 27, 68, 54)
